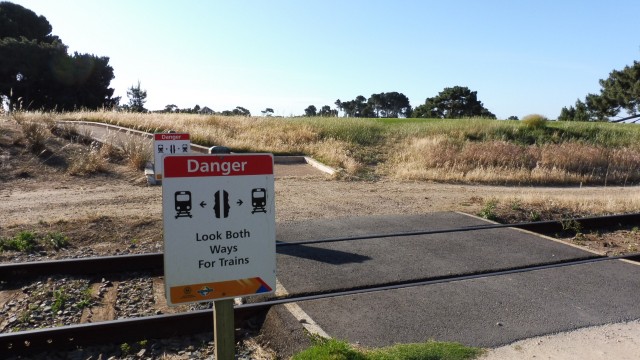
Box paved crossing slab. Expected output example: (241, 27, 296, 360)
(268, 212, 640, 349)
(276, 212, 596, 295)
(296, 259, 640, 347)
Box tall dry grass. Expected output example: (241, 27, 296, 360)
(12, 112, 55, 154)
(388, 137, 640, 185)
(66, 143, 110, 175)
(496, 190, 640, 216)
(20, 110, 640, 185)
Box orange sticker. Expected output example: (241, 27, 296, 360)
(170, 277, 272, 304)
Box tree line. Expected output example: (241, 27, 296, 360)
(159, 103, 252, 116)
(0, 1, 118, 111)
(161, 86, 498, 119)
(305, 87, 496, 119)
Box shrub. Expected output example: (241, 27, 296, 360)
(521, 114, 548, 129)
(12, 231, 38, 252)
(0, 238, 8, 251)
(16, 119, 51, 154)
(47, 232, 70, 250)
(67, 144, 109, 175)
(478, 199, 498, 220)
(118, 137, 152, 170)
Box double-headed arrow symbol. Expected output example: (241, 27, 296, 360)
(198, 199, 240, 209)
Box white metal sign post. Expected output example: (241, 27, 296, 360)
(162, 153, 276, 360)
(153, 133, 191, 181)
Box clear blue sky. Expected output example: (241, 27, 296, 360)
(11, 0, 640, 119)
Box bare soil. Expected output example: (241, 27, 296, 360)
(1, 118, 640, 358)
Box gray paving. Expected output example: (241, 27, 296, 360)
(276, 212, 595, 294)
(299, 260, 640, 347)
(273, 212, 640, 347)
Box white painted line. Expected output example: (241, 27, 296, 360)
(275, 279, 331, 339)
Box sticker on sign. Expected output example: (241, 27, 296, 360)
(162, 154, 276, 305)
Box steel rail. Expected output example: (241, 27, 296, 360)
(1, 213, 639, 280)
(276, 212, 640, 247)
(2, 252, 639, 357)
(0, 253, 163, 280)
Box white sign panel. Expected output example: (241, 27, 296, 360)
(153, 133, 191, 181)
(162, 154, 275, 305)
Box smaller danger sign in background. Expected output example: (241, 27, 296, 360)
(153, 133, 190, 181)
(162, 154, 276, 305)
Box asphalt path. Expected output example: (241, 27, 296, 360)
(273, 212, 640, 347)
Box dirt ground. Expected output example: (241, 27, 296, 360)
(1, 118, 640, 358)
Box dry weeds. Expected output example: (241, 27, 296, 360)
(389, 138, 640, 185)
(14, 110, 640, 185)
(66, 143, 110, 175)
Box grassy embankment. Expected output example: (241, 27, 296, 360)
(49, 110, 640, 186)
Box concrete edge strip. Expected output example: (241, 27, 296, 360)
(303, 156, 336, 175)
(455, 211, 606, 256)
(275, 279, 331, 339)
(57, 120, 153, 139)
(55, 120, 337, 175)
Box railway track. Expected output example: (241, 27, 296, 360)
(2, 212, 639, 280)
(1, 213, 639, 357)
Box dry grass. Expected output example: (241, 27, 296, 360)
(13, 114, 54, 154)
(389, 138, 640, 185)
(19, 110, 640, 185)
(66, 143, 110, 175)
(112, 135, 152, 170)
(496, 189, 640, 216)
(57, 111, 369, 173)
(56, 121, 151, 170)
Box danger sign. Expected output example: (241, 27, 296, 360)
(162, 154, 276, 305)
(153, 133, 190, 181)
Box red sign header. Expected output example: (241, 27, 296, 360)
(154, 133, 190, 141)
(164, 154, 273, 178)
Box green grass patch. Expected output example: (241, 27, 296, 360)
(0, 231, 38, 252)
(75, 287, 94, 309)
(292, 338, 483, 360)
(478, 199, 498, 221)
(307, 117, 386, 146)
(51, 288, 68, 313)
(0, 230, 72, 253)
(46, 231, 70, 250)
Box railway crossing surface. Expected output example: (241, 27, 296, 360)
(269, 212, 640, 352)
